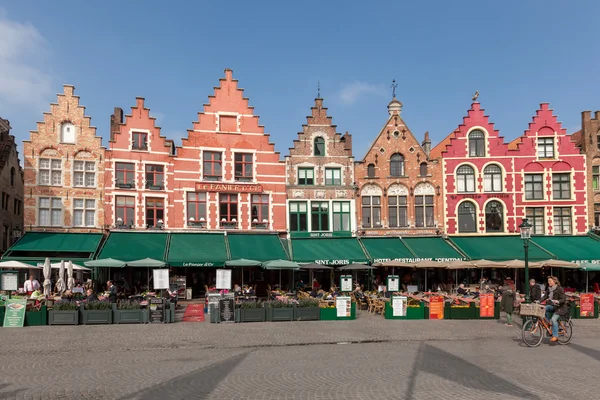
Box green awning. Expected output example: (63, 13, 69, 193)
(581, 263, 600, 272)
(85, 258, 126, 268)
(2, 232, 103, 263)
(449, 236, 554, 261)
(290, 238, 369, 265)
(97, 232, 168, 262)
(227, 234, 288, 262)
(166, 233, 227, 267)
(360, 237, 415, 263)
(402, 237, 465, 261)
(530, 236, 600, 264)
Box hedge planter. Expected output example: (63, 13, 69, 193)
(447, 303, 476, 320)
(319, 303, 356, 321)
(0, 306, 5, 327)
(572, 300, 599, 319)
(294, 307, 320, 321)
(384, 302, 426, 320)
(266, 306, 294, 322)
(166, 303, 176, 323)
(25, 306, 48, 326)
(49, 310, 79, 325)
(235, 307, 266, 323)
(113, 305, 147, 324)
(81, 309, 113, 325)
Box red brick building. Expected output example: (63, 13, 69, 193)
(285, 97, 356, 237)
(432, 101, 587, 235)
(171, 69, 286, 231)
(105, 98, 176, 229)
(354, 96, 442, 236)
(572, 111, 600, 227)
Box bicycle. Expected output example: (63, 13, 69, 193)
(520, 302, 573, 347)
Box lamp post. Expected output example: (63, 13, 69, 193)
(11, 226, 22, 245)
(519, 218, 533, 303)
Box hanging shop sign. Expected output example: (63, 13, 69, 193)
(479, 293, 495, 318)
(392, 296, 407, 317)
(387, 275, 400, 292)
(429, 296, 444, 320)
(340, 275, 353, 292)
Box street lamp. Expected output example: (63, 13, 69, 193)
(12, 226, 22, 244)
(519, 218, 533, 303)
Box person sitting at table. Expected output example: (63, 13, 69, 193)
(295, 280, 306, 291)
(233, 284, 242, 296)
(85, 289, 98, 302)
(312, 279, 320, 291)
(457, 284, 470, 296)
(30, 288, 43, 299)
(242, 285, 254, 295)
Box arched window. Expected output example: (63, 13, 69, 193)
(419, 162, 428, 177)
(468, 130, 485, 157)
(456, 165, 475, 193)
(458, 202, 477, 233)
(61, 122, 75, 143)
(10, 167, 15, 186)
(314, 137, 325, 156)
(367, 163, 375, 178)
(485, 201, 503, 232)
(390, 153, 404, 177)
(483, 164, 502, 192)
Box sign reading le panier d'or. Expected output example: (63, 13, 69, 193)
(195, 182, 263, 193)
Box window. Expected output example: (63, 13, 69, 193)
(332, 201, 351, 232)
(388, 195, 408, 228)
(597, 134, 600, 151)
(251, 194, 269, 225)
(234, 153, 253, 182)
(325, 168, 342, 185)
(115, 196, 135, 226)
(61, 123, 75, 143)
(361, 196, 381, 228)
(483, 165, 502, 192)
(526, 207, 545, 235)
(203, 151, 222, 181)
(593, 166, 600, 191)
(145, 198, 164, 228)
(73, 199, 95, 227)
(415, 195, 434, 228)
(524, 174, 544, 200)
(219, 194, 238, 225)
(73, 161, 95, 187)
(485, 201, 503, 232)
(537, 137, 554, 159)
(186, 192, 206, 225)
(390, 154, 404, 177)
(458, 202, 477, 233)
(594, 204, 600, 227)
(367, 164, 375, 178)
(552, 173, 571, 200)
(39, 158, 62, 185)
(456, 165, 475, 193)
(10, 167, 15, 186)
(553, 207, 572, 234)
(132, 132, 148, 151)
(314, 137, 325, 156)
(13, 198, 21, 215)
(468, 130, 485, 157)
(115, 162, 135, 188)
(298, 168, 314, 185)
(1, 193, 8, 210)
(39, 197, 62, 226)
(419, 162, 428, 177)
(311, 202, 329, 231)
(289, 201, 308, 232)
(145, 165, 164, 189)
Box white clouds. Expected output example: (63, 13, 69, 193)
(338, 81, 387, 105)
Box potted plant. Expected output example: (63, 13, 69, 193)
(49, 300, 79, 325)
(113, 300, 147, 324)
(294, 298, 320, 321)
(25, 305, 48, 326)
(235, 300, 265, 322)
(266, 300, 294, 322)
(81, 301, 113, 325)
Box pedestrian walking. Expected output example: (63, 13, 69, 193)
(500, 282, 515, 327)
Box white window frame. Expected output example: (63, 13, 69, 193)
(38, 197, 63, 227)
(39, 158, 62, 186)
(73, 160, 96, 188)
(73, 198, 96, 227)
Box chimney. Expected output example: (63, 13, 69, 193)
(422, 131, 431, 155)
(342, 131, 352, 151)
(110, 107, 123, 141)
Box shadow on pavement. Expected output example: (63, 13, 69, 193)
(568, 343, 600, 363)
(0, 383, 27, 399)
(405, 343, 540, 400)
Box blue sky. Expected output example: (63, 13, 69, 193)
(1, 1, 599, 161)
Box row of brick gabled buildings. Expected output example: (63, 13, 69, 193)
(18, 69, 600, 239)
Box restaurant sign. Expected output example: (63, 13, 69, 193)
(571, 260, 600, 264)
(182, 262, 215, 267)
(195, 182, 263, 193)
(580, 294, 595, 317)
(314, 259, 351, 265)
(290, 231, 352, 238)
(3, 298, 26, 328)
(373, 257, 463, 264)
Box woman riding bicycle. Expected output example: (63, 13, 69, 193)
(541, 276, 568, 343)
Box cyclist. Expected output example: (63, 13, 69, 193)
(540, 276, 568, 343)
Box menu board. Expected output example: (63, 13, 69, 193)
(392, 296, 407, 317)
(219, 297, 235, 323)
(336, 296, 351, 317)
(152, 269, 169, 290)
(340, 275, 353, 292)
(148, 298, 165, 323)
(1, 272, 18, 291)
(216, 269, 232, 290)
(479, 293, 495, 318)
(407, 285, 418, 293)
(580, 293, 595, 317)
(207, 293, 221, 315)
(3, 299, 26, 328)
(387, 275, 400, 292)
(429, 295, 444, 320)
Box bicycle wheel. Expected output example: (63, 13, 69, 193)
(558, 319, 573, 345)
(522, 319, 543, 347)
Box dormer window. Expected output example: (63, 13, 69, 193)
(132, 132, 148, 151)
(61, 123, 75, 143)
(390, 153, 404, 177)
(468, 130, 485, 157)
(367, 163, 375, 178)
(537, 137, 555, 159)
(314, 137, 325, 156)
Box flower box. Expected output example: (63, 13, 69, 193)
(384, 302, 426, 319)
(235, 307, 266, 322)
(0, 306, 5, 327)
(113, 304, 147, 324)
(319, 303, 356, 320)
(266, 306, 294, 322)
(25, 306, 47, 326)
(81, 309, 113, 325)
(294, 307, 320, 321)
(48, 310, 79, 325)
(447, 303, 476, 319)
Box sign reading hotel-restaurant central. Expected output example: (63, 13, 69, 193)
(195, 183, 264, 193)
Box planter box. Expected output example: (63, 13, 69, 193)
(319, 303, 356, 321)
(266, 306, 294, 322)
(384, 302, 426, 320)
(25, 306, 47, 326)
(447, 303, 476, 319)
(0, 306, 4, 327)
(81, 309, 113, 325)
(294, 307, 320, 321)
(49, 310, 79, 325)
(573, 300, 599, 319)
(113, 305, 147, 324)
(166, 303, 176, 323)
(235, 307, 266, 323)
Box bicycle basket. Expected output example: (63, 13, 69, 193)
(520, 303, 545, 318)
